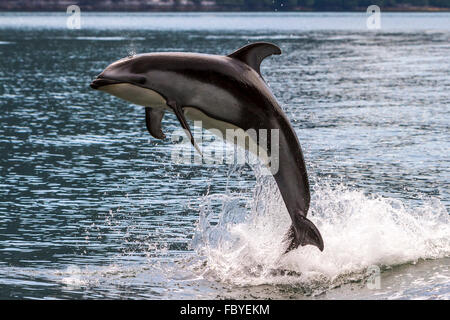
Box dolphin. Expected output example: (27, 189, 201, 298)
(90, 42, 324, 252)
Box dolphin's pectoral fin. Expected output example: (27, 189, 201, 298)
(167, 100, 202, 156)
(228, 42, 281, 76)
(284, 215, 324, 253)
(145, 107, 166, 140)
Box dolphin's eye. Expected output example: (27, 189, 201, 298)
(135, 77, 146, 84)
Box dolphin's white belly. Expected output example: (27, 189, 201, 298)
(99, 83, 167, 109)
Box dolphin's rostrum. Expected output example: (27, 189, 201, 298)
(90, 42, 324, 253)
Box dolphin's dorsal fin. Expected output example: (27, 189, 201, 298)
(228, 42, 281, 75)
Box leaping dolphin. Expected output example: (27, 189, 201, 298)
(90, 42, 324, 252)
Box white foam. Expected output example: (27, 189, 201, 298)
(192, 172, 450, 292)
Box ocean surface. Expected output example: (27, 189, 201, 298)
(0, 12, 449, 299)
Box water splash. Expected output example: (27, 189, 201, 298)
(192, 168, 449, 293)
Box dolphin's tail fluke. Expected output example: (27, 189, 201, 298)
(284, 216, 324, 253)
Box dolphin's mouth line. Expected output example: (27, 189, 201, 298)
(90, 77, 144, 90)
(90, 74, 148, 90)
(90, 77, 169, 103)
(90, 77, 124, 90)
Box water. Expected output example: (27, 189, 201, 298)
(0, 12, 449, 299)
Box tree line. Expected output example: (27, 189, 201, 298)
(3, 0, 448, 11)
(206, 0, 450, 10)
